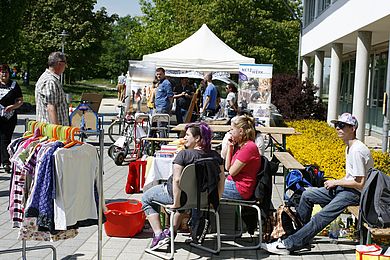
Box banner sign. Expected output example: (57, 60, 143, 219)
(238, 64, 273, 125)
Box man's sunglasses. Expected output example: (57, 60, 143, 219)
(334, 122, 350, 129)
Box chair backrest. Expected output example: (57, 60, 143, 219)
(135, 113, 150, 124)
(179, 164, 209, 210)
(150, 113, 170, 125)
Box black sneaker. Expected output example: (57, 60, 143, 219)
(3, 164, 11, 173)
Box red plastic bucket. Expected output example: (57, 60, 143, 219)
(104, 199, 146, 237)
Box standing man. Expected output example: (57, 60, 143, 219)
(117, 72, 126, 101)
(154, 67, 173, 114)
(173, 77, 194, 124)
(35, 52, 69, 126)
(263, 113, 374, 255)
(202, 73, 217, 117)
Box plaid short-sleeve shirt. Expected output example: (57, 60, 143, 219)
(35, 69, 69, 126)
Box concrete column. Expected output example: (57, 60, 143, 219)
(327, 43, 343, 124)
(302, 56, 310, 81)
(382, 33, 390, 152)
(314, 50, 324, 97)
(352, 31, 372, 141)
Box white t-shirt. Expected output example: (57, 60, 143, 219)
(53, 143, 99, 230)
(345, 139, 374, 181)
(225, 92, 237, 111)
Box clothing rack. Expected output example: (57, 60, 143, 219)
(0, 119, 105, 260)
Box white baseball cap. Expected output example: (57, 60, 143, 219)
(331, 113, 358, 128)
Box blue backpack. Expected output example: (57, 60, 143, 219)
(284, 166, 325, 207)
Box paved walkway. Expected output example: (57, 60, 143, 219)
(0, 98, 366, 259)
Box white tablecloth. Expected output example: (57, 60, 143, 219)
(143, 157, 174, 191)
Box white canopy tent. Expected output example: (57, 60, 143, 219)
(142, 24, 255, 73)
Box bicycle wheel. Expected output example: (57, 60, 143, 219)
(107, 119, 125, 143)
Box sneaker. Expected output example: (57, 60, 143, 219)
(3, 164, 11, 173)
(163, 228, 177, 239)
(150, 231, 170, 250)
(262, 238, 290, 255)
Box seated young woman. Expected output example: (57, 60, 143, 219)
(223, 115, 261, 200)
(141, 122, 224, 251)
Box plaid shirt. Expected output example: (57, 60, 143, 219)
(35, 69, 69, 126)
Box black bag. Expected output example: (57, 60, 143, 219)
(190, 210, 210, 244)
(359, 169, 390, 228)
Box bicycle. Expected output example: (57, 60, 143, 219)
(107, 113, 149, 166)
(107, 96, 128, 143)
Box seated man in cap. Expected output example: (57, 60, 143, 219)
(263, 112, 374, 255)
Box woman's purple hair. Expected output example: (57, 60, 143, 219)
(185, 122, 212, 151)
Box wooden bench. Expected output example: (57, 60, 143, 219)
(347, 205, 390, 244)
(273, 152, 305, 190)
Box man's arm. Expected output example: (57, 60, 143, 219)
(325, 176, 365, 191)
(202, 96, 210, 111)
(47, 103, 59, 125)
(170, 163, 184, 208)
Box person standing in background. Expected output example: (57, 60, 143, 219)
(154, 67, 173, 114)
(201, 73, 217, 117)
(0, 64, 23, 172)
(117, 72, 126, 101)
(35, 52, 69, 126)
(173, 77, 194, 124)
(225, 83, 238, 119)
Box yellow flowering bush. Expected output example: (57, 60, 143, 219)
(286, 120, 390, 179)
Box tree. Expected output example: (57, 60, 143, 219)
(271, 74, 327, 120)
(0, 0, 28, 63)
(97, 16, 142, 80)
(131, 0, 301, 74)
(16, 0, 115, 81)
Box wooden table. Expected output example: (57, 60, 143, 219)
(171, 124, 299, 150)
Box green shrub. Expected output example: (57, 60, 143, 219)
(286, 120, 390, 179)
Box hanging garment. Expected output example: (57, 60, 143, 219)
(53, 143, 99, 230)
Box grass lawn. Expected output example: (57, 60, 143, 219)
(19, 78, 117, 105)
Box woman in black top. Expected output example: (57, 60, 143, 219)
(141, 122, 224, 250)
(0, 64, 23, 172)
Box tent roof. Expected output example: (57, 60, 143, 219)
(142, 24, 255, 73)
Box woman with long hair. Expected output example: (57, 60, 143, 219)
(223, 115, 261, 200)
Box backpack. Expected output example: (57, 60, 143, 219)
(270, 204, 303, 241)
(241, 156, 279, 235)
(302, 165, 325, 188)
(359, 169, 390, 228)
(284, 169, 313, 207)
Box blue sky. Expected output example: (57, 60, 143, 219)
(94, 0, 142, 17)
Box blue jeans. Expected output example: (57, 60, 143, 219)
(175, 107, 187, 124)
(141, 184, 173, 216)
(222, 179, 243, 200)
(283, 186, 360, 251)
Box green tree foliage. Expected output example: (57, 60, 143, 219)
(130, 0, 300, 73)
(97, 16, 142, 79)
(0, 0, 28, 63)
(16, 0, 115, 80)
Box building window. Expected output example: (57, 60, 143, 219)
(304, 0, 316, 27)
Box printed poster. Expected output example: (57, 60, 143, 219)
(238, 64, 273, 125)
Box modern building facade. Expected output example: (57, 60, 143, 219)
(300, 0, 390, 146)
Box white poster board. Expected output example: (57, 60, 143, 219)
(238, 64, 273, 126)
